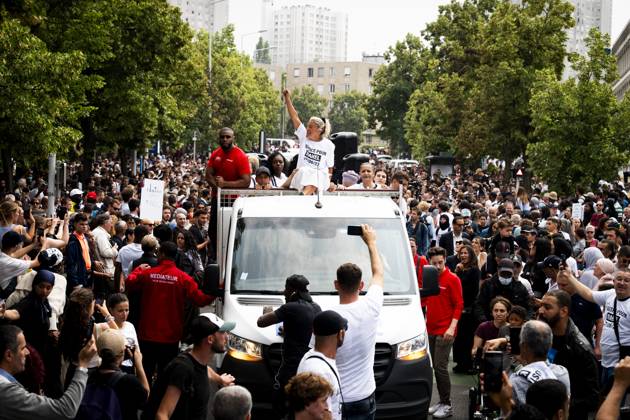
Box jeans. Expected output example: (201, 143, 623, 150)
(342, 393, 376, 420)
(429, 334, 453, 405)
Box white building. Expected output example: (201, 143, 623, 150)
(261, 1, 348, 66)
(168, 0, 229, 33)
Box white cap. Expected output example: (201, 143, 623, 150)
(70, 188, 83, 197)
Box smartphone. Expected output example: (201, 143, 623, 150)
(95, 298, 104, 306)
(56, 206, 68, 220)
(347, 225, 363, 236)
(36, 227, 45, 238)
(484, 351, 505, 393)
(83, 318, 95, 347)
(509, 327, 522, 355)
(23, 203, 31, 219)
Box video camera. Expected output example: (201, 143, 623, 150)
(468, 349, 508, 420)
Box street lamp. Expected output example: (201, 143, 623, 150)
(241, 29, 268, 54)
(192, 130, 198, 161)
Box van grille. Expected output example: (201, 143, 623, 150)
(263, 343, 394, 385)
(236, 297, 284, 306)
(383, 297, 411, 306)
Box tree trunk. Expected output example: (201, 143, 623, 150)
(120, 149, 129, 177)
(80, 118, 96, 186)
(1, 148, 13, 192)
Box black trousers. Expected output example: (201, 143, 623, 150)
(452, 312, 478, 370)
(140, 340, 179, 385)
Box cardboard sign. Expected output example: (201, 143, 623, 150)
(140, 179, 164, 222)
(571, 203, 583, 221)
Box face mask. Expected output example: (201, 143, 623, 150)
(498, 276, 512, 285)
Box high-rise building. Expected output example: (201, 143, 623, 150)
(261, 1, 348, 66)
(168, 0, 229, 33)
(511, 0, 612, 79)
(613, 20, 630, 100)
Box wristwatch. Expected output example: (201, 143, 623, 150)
(77, 367, 88, 373)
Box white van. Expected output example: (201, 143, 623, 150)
(206, 189, 436, 418)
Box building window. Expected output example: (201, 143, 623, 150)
(293, 68, 300, 77)
(308, 67, 314, 78)
(329, 67, 335, 77)
(369, 68, 373, 78)
(329, 84, 335, 93)
(317, 67, 324, 77)
(317, 84, 324, 94)
(344, 67, 351, 77)
(344, 84, 351, 92)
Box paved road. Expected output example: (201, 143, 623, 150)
(429, 368, 477, 420)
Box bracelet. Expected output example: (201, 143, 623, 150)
(105, 316, 114, 323)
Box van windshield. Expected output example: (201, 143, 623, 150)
(230, 218, 415, 295)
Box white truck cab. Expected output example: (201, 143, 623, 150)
(206, 189, 436, 419)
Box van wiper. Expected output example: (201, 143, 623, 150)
(232, 290, 282, 295)
(310, 291, 339, 295)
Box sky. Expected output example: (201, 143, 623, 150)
(229, 0, 630, 60)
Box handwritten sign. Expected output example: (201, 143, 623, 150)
(140, 179, 164, 222)
(571, 203, 583, 221)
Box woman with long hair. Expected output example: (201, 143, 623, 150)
(0, 200, 34, 242)
(267, 151, 289, 188)
(471, 297, 512, 358)
(472, 237, 488, 269)
(525, 238, 552, 296)
(452, 244, 481, 373)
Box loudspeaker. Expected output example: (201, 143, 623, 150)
(330, 132, 358, 183)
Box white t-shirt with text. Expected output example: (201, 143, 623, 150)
(593, 289, 630, 368)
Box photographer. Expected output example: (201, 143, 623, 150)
(557, 268, 630, 391)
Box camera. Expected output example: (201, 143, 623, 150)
(468, 349, 505, 420)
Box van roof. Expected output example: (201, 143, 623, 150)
(233, 195, 402, 218)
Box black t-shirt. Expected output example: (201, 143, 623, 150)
(570, 294, 603, 346)
(89, 370, 148, 420)
(142, 352, 210, 420)
(275, 299, 322, 367)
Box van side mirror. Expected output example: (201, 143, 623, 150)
(420, 265, 440, 298)
(203, 264, 224, 298)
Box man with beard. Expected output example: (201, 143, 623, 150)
(257, 275, 322, 418)
(205, 127, 251, 261)
(537, 290, 599, 420)
(297, 310, 348, 420)
(142, 314, 236, 420)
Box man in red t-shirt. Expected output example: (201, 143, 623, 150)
(425, 246, 464, 418)
(205, 127, 251, 261)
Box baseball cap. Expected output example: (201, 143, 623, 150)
(38, 248, 63, 269)
(520, 226, 536, 234)
(86, 191, 97, 200)
(313, 310, 348, 336)
(255, 166, 271, 177)
(497, 258, 515, 274)
(188, 313, 236, 343)
(286, 274, 309, 291)
(495, 241, 511, 259)
(70, 188, 83, 197)
(537, 255, 563, 270)
(97, 329, 126, 357)
(461, 208, 472, 218)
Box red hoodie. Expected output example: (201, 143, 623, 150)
(126, 260, 214, 343)
(424, 267, 464, 336)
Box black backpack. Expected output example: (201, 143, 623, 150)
(75, 371, 124, 420)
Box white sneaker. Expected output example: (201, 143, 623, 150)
(433, 404, 453, 418)
(428, 403, 443, 415)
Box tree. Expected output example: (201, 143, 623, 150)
(527, 29, 630, 195)
(285, 86, 327, 135)
(0, 16, 97, 186)
(327, 91, 368, 138)
(367, 34, 429, 157)
(404, 0, 574, 172)
(254, 36, 271, 64)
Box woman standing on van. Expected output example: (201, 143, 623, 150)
(283, 89, 335, 195)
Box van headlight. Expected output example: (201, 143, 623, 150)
(396, 333, 428, 361)
(228, 334, 263, 362)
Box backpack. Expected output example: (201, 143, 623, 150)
(75, 371, 124, 420)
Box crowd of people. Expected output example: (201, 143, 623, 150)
(2, 116, 630, 420)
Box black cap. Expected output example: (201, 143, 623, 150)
(498, 258, 515, 274)
(520, 227, 537, 234)
(256, 166, 271, 177)
(537, 255, 563, 270)
(286, 274, 309, 292)
(313, 310, 348, 336)
(187, 313, 235, 343)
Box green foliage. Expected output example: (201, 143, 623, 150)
(367, 34, 429, 156)
(404, 0, 574, 168)
(285, 85, 327, 135)
(254, 36, 271, 64)
(0, 16, 97, 165)
(528, 29, 630, 195)
(327, 91, 368, 138)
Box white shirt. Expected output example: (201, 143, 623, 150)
(298, 350, 342, 420)
(348, 182, 381, 190)
(593, 290, 630, 367)
(332, 284, 384, 402)
(296, 124, 335, 173)
(92, 226, 118, 275)
(0, 252, 30, 290)
(115, 243, 143, 277)
(510, 360, 571, 404)
(119, 321, 139, 368)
